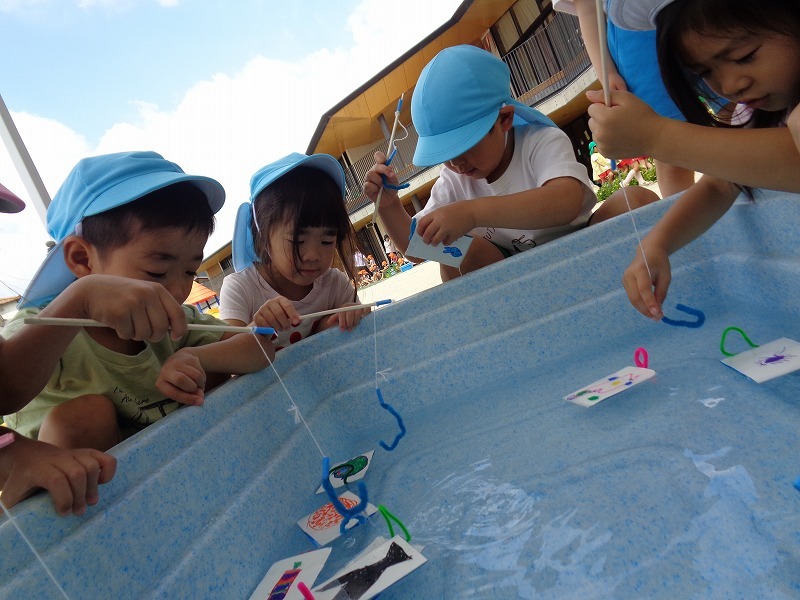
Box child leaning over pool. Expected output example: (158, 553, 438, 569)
(585, 0, 800, 320)
(219, 153, 368, 352)
(2, 151, 274, 452)
(0, 185, 116, 514)
(364, 44, 658, 282)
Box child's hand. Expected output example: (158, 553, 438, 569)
(416, 203, 476, 246)
(253, 296, 301, 332)
(622, 243, 671, 321)
(0, 436, 117, 515)
(586, 89, 663, 159)
(56, 274, 188, 342)
(788, 104, 800, 154)
(326, 303, 370, 332)
(363, 151, 401, 205)
(156, 349, 206, 406)
(606, 71, 628, 93)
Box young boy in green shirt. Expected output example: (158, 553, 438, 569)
(0, 184, 116, 515)
(2, 151, 274, 451)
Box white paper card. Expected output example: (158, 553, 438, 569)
(249, 548, 331, 600)
(298, 491, 377, 546)
(316, 450, 374, 494)
(721, 337, 800, 383)
(313, 536, 427, 600)
(405, 217, 473, 268)
(565, 366, 656, 407)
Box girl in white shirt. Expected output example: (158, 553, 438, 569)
(220, 153, 368, 351)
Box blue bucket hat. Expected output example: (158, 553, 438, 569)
(232, 152, 345, 272)
(21, 151, 225, 308)
(411, 44, 556, 167)
(608, 0, 674, 30)
(0, 183, 25, 213)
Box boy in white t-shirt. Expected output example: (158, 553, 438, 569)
(364, 44, 658, 280)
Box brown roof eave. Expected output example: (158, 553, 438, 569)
(305, 0, 473, 155)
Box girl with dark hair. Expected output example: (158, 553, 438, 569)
(220, 153, 368, 351)
(586, 0, 800, 320)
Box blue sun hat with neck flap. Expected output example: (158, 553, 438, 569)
(20, 151, 225, 308)
(607, 0, 676, 30)
(411, 44, 556, 167)
(232, 152, 346, 272)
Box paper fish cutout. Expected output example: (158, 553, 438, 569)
(406, 217, 473, 268)
(316, 450, 374, 494)
(721, 337, 800, 383)
(248, 548, 331, 600)
(313, 536, 427, 600)
(565, 366, 656, 407)
(298, 491, 377, 546)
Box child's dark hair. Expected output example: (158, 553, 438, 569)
(251, 166, 358, 300)
(80, 181, 215, 252)
(656, 0, 800, 129)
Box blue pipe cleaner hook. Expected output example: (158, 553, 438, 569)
(661, 303, 705, 328)
(321, 457, 370, 534)
(381, 147, 411, 191)
(376, 387, 406, 451)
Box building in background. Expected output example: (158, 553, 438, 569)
(200, 0, 598, 292)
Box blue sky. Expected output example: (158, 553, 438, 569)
(1, 0, 363, 143)
(0, 0, 463, 299)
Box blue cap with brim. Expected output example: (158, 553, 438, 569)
(411, 44, 556, 167)
(20, 151, 225, 308)
(232, 152, 345, 272)
(0, 183, 25, 213)
(608, 0, 675, 30)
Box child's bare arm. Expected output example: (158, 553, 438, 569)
(622, 175, 739, 319)
(572, 0, 627, 92)
(363, 151, 413, 253)
(156, 333, 274, 405)
(0, 428, 117, 514)
(0, 275, 188, 414)
(416, 177, 585, 246)
(587, 89, 800, 192)
(788, 104, 800, 155)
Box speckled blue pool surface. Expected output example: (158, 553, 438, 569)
(2, 192, 800, 599)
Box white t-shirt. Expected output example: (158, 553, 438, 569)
(219, 265, 356, 351)
(416, 124, 596, 254)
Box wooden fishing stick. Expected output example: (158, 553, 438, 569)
(594, 0, 617, 170)
(372, 93, 405, 225)
(24, 317, 276, 336)
(298, 299, 392, 321)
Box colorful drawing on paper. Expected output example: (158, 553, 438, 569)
(312, 536, 427, 600)
(565, 366, 656, 407)
(721, 337, 800, 383)
(298, 491, 378, 546)
(248, 548, 331, 600)
(316, 450, 375, 494)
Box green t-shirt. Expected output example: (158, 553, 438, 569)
(2, 305, 225, 439)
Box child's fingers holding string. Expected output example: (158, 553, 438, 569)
(334, 304, 370, 331)
(623, 259, 668, 320)
(254, 297, 300, 331)
(156, 353, 206, 406)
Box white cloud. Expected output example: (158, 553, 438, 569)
(0, 0, 463, 296)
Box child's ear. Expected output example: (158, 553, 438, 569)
(499, 105, 515, 132)
(62, 235, 97, 278)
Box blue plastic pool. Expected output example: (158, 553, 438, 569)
(2, 191, 799, 598)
